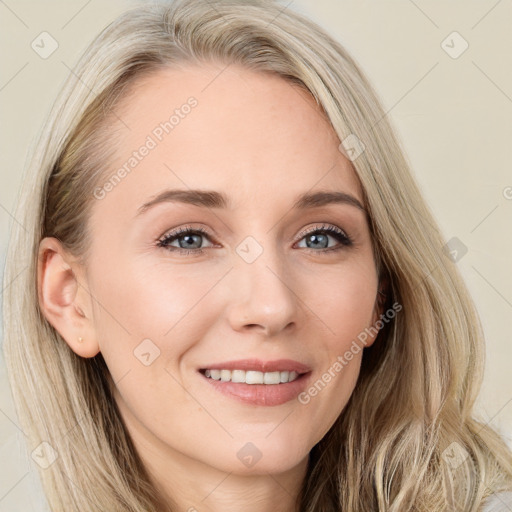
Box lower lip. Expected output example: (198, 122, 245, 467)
(199, 371, 312, 406)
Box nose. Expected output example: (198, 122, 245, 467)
(226, 245, 298, 338)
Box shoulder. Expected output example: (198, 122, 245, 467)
(480, 491, 512, 512)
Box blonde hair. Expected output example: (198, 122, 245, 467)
(3, 0, 512, 510)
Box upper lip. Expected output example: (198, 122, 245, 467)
(199, 358, 312, 374)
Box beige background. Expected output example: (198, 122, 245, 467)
(1, 0, 511, 509)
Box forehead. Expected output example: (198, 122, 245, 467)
(95, 63, 364, 215)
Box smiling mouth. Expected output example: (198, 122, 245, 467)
(199, 368, 309, 385)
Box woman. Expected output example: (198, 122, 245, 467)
(3, 0, 512, 510)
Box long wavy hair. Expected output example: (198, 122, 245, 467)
(3, 0, 512, 510)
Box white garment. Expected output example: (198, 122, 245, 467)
(480, 491, 512, 512)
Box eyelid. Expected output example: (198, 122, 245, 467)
(156, 222, 353, 253)
(157, 224, 214, 245)
(294, 223, 350, 242)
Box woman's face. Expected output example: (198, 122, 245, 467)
(61, 64, 382, 485)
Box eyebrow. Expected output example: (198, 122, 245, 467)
(136, 188, 366, 216)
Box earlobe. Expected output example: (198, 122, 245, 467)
(37, 237, 100, 358)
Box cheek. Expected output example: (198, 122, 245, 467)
(87, 255, 223, 379)
(87, 261, 204, 429)
(292, 259, 377, 432)
(301, 256, 378, 343)
(298, 352, 362, 447)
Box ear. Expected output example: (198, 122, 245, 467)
(37, 237, 100, 358)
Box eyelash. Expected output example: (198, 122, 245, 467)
(156, 223, 353, 256)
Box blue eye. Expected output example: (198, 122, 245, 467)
(157, 223, 353, 256)
(157, 226, 213, 255)
(296, 224, 353, 252)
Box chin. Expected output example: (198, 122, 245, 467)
(222, 437, 310, 476)
(225, 455, 306, 476)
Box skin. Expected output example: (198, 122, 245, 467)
(38, 63, 384, 512)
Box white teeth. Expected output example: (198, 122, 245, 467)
(206, 369, 220, 380)
(246, 370, 263, 384)
(263, 371, 280, 384)
(203, 369, 301, 384)
(231, 369, 246, 383)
